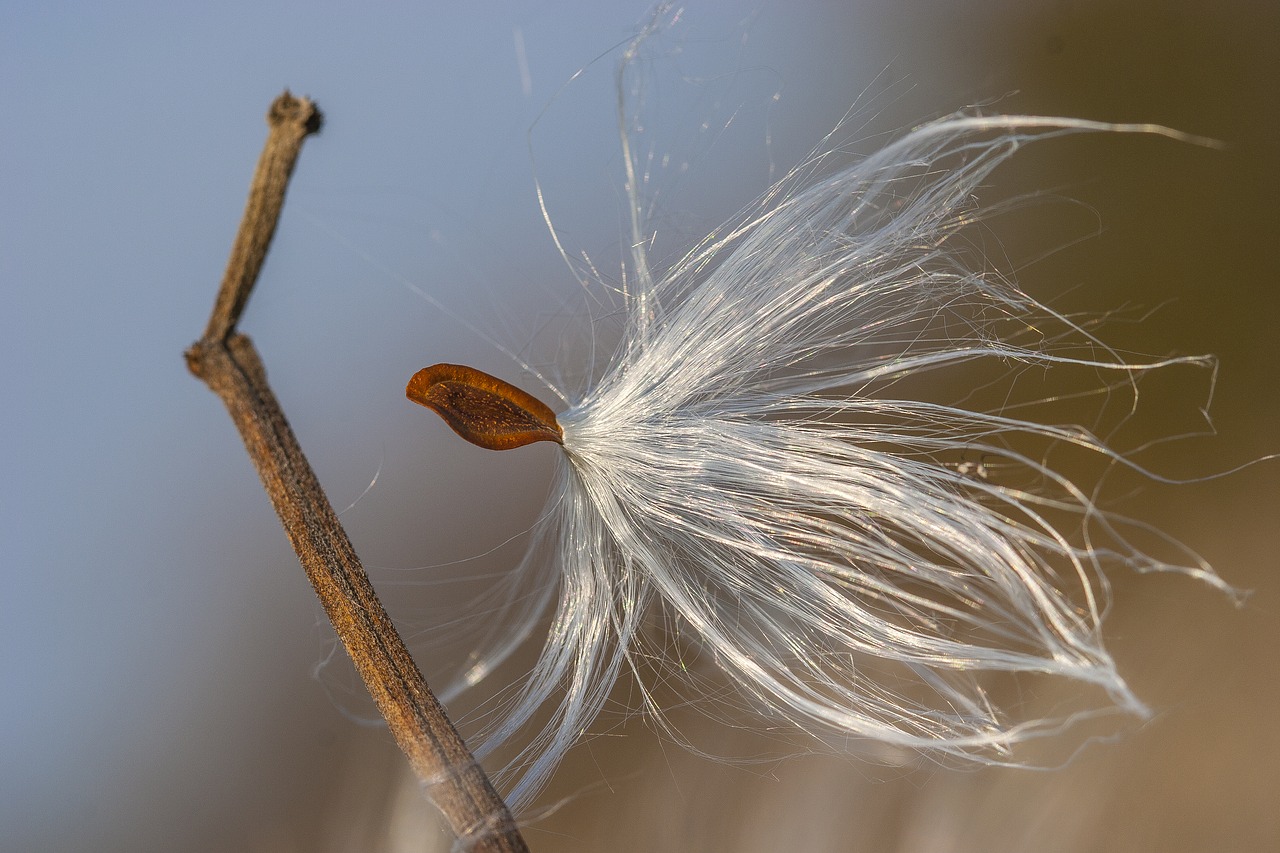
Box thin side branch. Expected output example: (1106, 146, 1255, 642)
(202, 93, 321, 341)
(186, 92, 528, 853)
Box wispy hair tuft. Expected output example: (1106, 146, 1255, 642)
(440, 34, 1229, 814)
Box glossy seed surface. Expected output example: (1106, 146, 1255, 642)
(406, 363, 563, 451)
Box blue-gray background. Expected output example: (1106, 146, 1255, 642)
(4, 2, 1276, 851)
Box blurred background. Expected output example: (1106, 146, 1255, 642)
(3, 2, 1276, 851)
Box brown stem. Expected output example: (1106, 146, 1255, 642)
(186, 91, 529, 852)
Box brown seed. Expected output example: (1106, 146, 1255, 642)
(406, 363, 563, 451)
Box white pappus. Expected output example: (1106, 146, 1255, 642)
(419, 37, 1232, 816)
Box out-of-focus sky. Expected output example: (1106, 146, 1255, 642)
(3, 2, 1276, 852)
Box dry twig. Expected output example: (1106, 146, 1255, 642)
(185, 91, 528, 852)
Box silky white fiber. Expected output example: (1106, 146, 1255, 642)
(441, 28, 1229, 815)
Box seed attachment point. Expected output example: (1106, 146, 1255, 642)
(407, 363, 563, 451)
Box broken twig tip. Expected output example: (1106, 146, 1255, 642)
(269, 90, 324, 135)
